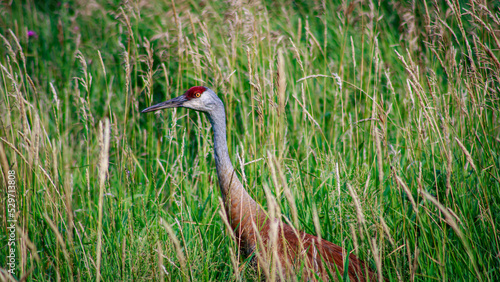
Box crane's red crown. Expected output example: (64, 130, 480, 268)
(185, 86, 206, 100)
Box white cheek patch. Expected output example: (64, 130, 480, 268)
(183, 99, 199, 108)
(198, 91, 211, 103)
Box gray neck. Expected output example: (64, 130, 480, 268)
(206, 105, 258, 208)
(206, 103, 264, 253)
(206, 106, 241, 202)
(207, 108, 233, 173)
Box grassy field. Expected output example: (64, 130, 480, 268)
(1, 0, 500, 281)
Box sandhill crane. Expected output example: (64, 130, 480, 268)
(142, 86, 377, 281)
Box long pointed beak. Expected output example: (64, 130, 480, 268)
(141, 95, 188, 113)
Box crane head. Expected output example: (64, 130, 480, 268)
(141, 86, 222, 114)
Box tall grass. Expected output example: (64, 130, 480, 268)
(1, 0, 499, 281)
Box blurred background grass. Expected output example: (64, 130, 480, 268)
(1, 0, 499, 280)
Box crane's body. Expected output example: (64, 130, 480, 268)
(142, 86, 376, 281)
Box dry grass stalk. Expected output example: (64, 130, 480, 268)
(170, 0, 180, 37)
(281, 216, 304, 279)
(421, 190, 481, 279)
(291, 93, 321, 130)
(0, 269, 15, 281)
(161, 63, 171, 98)
(464, 8, 500, 49)
(50, 83, 61, 136)
(351, 36, 356, 69)
(410, 246, 419, 282)
(311, 204, 322, 243)
(262, 183, 281, 282)
(250, 220, 270, 280)
(85, 167, 91, 217)
(335, 162, 341, 205)
(475, 37, 500, 71)
(273, 155, 298, 228)
(118, 7, 135, 46)
(347, 183, 365, 226)
(394, 172, 418, 215)
(0, 140, 10, 186)
(97, 50, 106, 78)
(122, 47, 132, 127)
(71, 199, 92, 277)
(296, 74, 330, 82)
(349, 223, 359, 263)
(417, 162, 423, 192)
(37, 164, 58, 193)
(267, 151, 281, 199)
(64, 172, 74, 251)
(305, 23, 324, 57)
(75, 51, 91, 93)
(445, 0, 475, 70)
(236, 144, 247, 185)
(8, 29, 26, 70)
(217, 195, 245, 279)
(421, 191, 462, 238)
(454, 137, 477, 173)
(121, 232, 126, 279)
(1, 59, 31, 139)
(347, 182, 367, 267)
(17, 227, 41, 280)
(372, 102, 384, 185)
(217, 197, 237, 244)
(96, 118, 110, 282)
(160, 218, 189, 281)
(246, 46, 264, 124)
(29, 113, 40, 169)
(44, 214, 74, 281)
(143, 39, 154, 105)
(289, 38, 304, 73)
(442, 115, 453, 196)
(379, 216, 394, 246)
(157, 241, 165, 282)
(277, 49, 286, 117)
(370, 237, 383, 282)
(0, 138, 27, 167)
(228, 247, 240, 281)
(0, 33, 16, 63)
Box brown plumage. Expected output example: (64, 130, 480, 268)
(142, 86, 379, 281)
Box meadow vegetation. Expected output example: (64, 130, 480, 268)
(1, 0, 500, 281)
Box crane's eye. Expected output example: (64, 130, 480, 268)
(195, 92, 201, 98)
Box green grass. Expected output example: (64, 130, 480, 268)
(1, 0, 499, 281)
